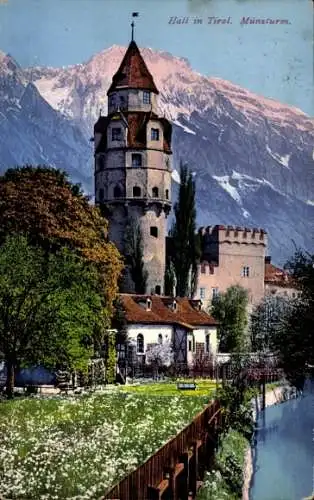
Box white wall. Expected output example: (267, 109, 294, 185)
(127, 324, 173, 354)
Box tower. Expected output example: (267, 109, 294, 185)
(94, 34, 172, 295)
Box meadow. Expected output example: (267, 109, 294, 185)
(0, 390, 211, 499)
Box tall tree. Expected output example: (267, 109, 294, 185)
(250, 295, 293, 351)
(0, 166, 123, 314)
(0, 235, 105, 398)
(211, 285, 249, 353)
(170, 162, 200, 297)
(272, 250, 314, 389)
(124, 216, 148, 294)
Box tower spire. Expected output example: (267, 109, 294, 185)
(131, 12, 139, 41)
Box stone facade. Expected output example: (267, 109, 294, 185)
(94, 40, 172, 294)
(195, 225, 268, 310)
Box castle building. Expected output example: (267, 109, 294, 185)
(93, 34, 172, 295)
(195, 225, 268, 310)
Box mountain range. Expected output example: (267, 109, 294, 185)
(0, 45, 313, 265)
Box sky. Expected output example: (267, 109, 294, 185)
(0, 0, 313, 115)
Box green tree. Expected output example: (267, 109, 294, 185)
(164, 260, 176, 297)
(211, 285, 249, 353)
(0, 235, 105, 398)
(0, 166, 123, 314)
(250, 295, 292, 351)
(272, 250, 314, 389)
(124, 216, 148, 294)
(170, 162, 200, 297)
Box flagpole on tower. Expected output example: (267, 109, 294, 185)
(131, 12, 139, 41)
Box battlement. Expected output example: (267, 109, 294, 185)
(198, 225, 267, 245)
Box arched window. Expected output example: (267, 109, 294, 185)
(158, 334, 163, 344)
(205, 333, 210, 353)
(113, 185, 122, 198)
(155, 285, 161, 295)
(152, 187, 159, 198)
(137, 334, 144, 354)
(133, 186, 141, 197)
(165, 189, 169, 200)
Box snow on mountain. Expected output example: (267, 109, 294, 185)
(0, 45, 313, 264)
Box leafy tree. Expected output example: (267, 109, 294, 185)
(250, 295, 293, 351)
(272, 250, 314, 390)
(124, 216, 148, 294)
(0, 235, 106, 398)
(211, 286, 249, 353)
(170, 162, 200, 297)
(0, 166, 123, 314)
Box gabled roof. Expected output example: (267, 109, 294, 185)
(107, 41, 159, 94)
(264, 262, 296, 288)
(119, 294, 218, 330)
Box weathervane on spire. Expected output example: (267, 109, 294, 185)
(131, 12, 139, 41)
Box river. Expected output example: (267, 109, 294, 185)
(250, 379, 314, 500)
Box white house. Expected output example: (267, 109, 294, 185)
(119, 294, 219, 368)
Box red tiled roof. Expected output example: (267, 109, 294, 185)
(264, 263, 296, 288)
(107, 41, 159, 94)
(119, 294, 218, 329)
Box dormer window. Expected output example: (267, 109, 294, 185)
(143, 91, 151, 104)
(172, 300, 177, 312)
(146, 298, 152, 311)
(112, 127, 122, 141)
(151, 128, 159, 141)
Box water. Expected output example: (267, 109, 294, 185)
(251, 379, 314, 500)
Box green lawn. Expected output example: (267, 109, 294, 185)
(120, 379, 218, 397)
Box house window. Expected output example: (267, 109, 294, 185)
(113, 185, 122, 198)
(200, 287, 206, 299)
(132, 153, 142, 167)
(212, 287, 219, 299)
(150, 226, 158, 238)
(151, 128, 159, 141)
(188, 340, 192, 352)
(133, 186, 141, 197)
(143, 91, 151, 104)
(152, 187, 159, 198)
(112, 127, 122, 141)
(137, 334, 144, 354)
(98, 188, 104, 202)
(241, 266, 250, 277)
(205, 333, 210, 353)
(158, 334, 163, 344)
(165, 189, 169, 199)
(155, 285, 161, 295)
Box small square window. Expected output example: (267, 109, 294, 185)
(112, 127, 122, 141)
(151, 128, 159, 141)
(132, 153, 142, 167)
(143, 91, 151, 104)
(150, 226, 158, 238)
(241, 266, 250, 277)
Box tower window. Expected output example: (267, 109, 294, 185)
(150, 226, 158, 238)
(114, 185, 122, 198)
(133, 186, 141, 197)
(132, 153, 142, 167)
(155, 285, 161, 295)
(241, 266, 250, 277)
(98, 188, 104, 202)
(143, 91, 151, 104)
(112, 127, 122, 141)
(165, 189, 169, 200)
(152, 187, 159, 198)
(151, 128, 159, 141)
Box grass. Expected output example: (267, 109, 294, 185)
(0, 391, 209, 499)
(120, 379, 218, 397)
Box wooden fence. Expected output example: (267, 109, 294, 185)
(102, 399, 223, 500)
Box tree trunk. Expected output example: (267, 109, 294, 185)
(5, 359, 15, 399)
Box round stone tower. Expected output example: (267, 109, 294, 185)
(94, 37, 172, 295)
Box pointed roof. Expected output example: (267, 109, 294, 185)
(107, 41, 159, 95)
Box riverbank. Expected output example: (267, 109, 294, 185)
(242, 384, 297, 500)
